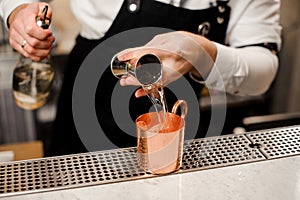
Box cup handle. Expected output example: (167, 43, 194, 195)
(171, 100, 188, 119)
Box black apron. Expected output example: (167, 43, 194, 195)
(48, 0, 230, 156)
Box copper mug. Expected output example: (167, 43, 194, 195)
(136, 100, 188, 174)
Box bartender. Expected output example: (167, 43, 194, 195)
(0, 0, 281, 156)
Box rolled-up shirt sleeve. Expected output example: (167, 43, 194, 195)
(205, 0, 281, 96)
(206, 44, 278, 96)
(0, 0, 36, 28)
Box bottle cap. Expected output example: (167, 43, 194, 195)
(36, 5, 51, 29)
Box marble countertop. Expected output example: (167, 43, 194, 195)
(3, 155, 300, 200)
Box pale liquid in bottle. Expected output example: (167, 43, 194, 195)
(12, 62, 54, 110)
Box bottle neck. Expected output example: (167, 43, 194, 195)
(20, 54, 50, 62)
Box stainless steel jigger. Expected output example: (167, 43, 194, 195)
(111, 54, 162, 86)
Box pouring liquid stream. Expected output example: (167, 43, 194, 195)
(111, 53, 167, 131)
(142, 82, 168, 131)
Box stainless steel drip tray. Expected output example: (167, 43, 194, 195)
(246, 126, 300, 159)
(1, 125, 300, 198)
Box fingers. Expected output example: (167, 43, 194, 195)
(117, 46, 186, 86)
(117, 47, 160, 61)
(9, 31, 54, 61)
(135, 88, 147, 98)
(119, 76, 140, 86)
(119, 77, 147, 98)
(8, 2, 55, 61)
(17, 40, 54, 61)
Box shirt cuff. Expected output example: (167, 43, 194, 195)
(1, 0, 36, 29)
(204, 42, 248, 94)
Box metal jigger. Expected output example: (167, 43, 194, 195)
(111, 54, 162, 86)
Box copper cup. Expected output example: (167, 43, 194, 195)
(136, 100, 187, 174)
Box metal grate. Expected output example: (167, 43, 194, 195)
(0, 148, 149, 196)
(246, 126, 300, 159)
(182, 134, 264, 171)
(0, 125, 300, 198)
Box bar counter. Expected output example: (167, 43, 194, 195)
(0, 125, 300, 200)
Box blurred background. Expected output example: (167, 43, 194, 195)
(0, 0, 299, 160)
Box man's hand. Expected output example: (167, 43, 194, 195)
(117, 31, 217, 97)
(8, 2, 55, 61)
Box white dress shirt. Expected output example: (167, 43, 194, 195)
(0, 0, 282, 96)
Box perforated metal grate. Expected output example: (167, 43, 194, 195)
(0, 148, 148, 196)
(246, 126, 300, 159)
(0, 125, 300, 198)
(182, 134, 265, 171)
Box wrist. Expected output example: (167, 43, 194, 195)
(189, 69, 205, 84)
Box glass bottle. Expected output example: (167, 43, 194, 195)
(12, 6, 54, 110)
